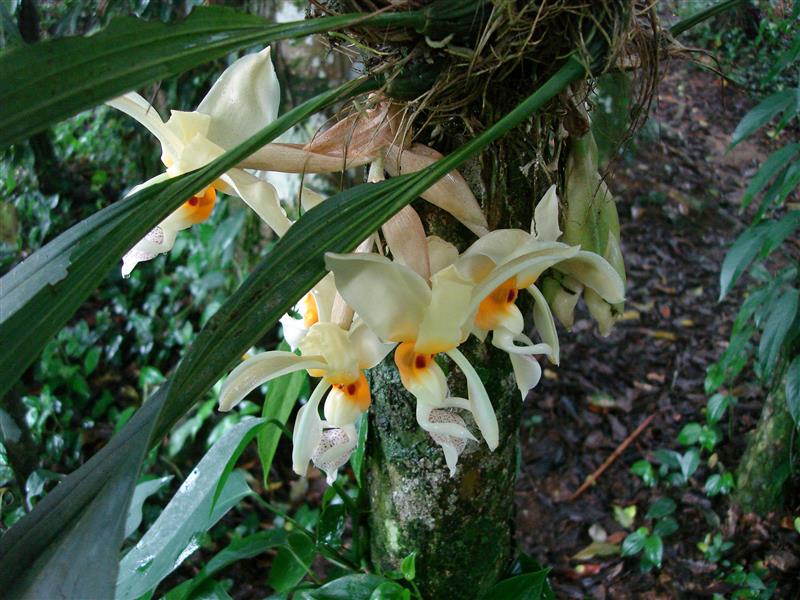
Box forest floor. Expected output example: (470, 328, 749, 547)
(515, 60, 800, 598)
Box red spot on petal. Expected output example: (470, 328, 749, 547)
(347, 384, 356, 395)
(414, 355, 427, 369)
(188, 196, 199, 206)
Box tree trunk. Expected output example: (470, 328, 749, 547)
(365, 128, 553, 597)
(734, 386, 795, 514)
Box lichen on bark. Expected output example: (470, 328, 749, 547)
(734, 386, 796, 515)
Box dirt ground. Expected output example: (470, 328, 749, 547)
(515, 60, 800, 598)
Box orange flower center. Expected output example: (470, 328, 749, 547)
(332, 371, 371, 411)
(475, 276, 518, 330)
(394, 341, 435, 389)
(183, 186, 217, 224)
(302, 293, 319, 328)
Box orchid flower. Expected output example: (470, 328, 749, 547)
(108, 48, 292, 277)
(325, 230, 583, 461)
(455, 185, 626, 398)
(219, 287, 393, 484)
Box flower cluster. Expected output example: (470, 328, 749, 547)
(116, 48, 626, 483)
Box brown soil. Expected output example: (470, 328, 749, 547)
(515, 60, 800, 598)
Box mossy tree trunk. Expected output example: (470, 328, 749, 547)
(734, 386, 796, 514)
(365, 128, 556, 597)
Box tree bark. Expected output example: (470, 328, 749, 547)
(734, 386, 795, 514)
(365, 128, 553, 597)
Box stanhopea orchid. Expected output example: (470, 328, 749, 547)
(456, 185, 626, 397)
(108, 47, 291, 277)
(219, 282, 393, 484)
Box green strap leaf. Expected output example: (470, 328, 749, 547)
(115, 418, 261, 600)
(741, 143, 800, 210)
(0, 76, 376, 400)
(786, 355, 800, 427)
(257, 344, 307, 485)
(758, 288, 799, 380)
(730, 89, 796, 149)
(0, 5, 421, 149)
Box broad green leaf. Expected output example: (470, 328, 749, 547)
(645, 498, 676, 520)
(630, 460, 657, 487)
(787, 355, 800, 426)
(730, 90, 795, 149)
(758, 288, 799, 379)
(318, 503, 347, 549)
(296, 574, 390, 600)
(257, 343, 306, 485)
(483, 569, 550, 600)
(678, 448, 700, 482)
(0, 6, 422, 149)
(0, 52, 588, 593)
(706, 394, 730, 425)
(370, 581, 411, 600)
(0, 75, 374, 401)
(350, 411, 369, 488)
(719, 212, 800, 300)
(7, 424, 155, 600)
(115, 418, 261, 600)
(740, 144, 800, 210)
(621, 528, 648, 557)
(643, 535, 663, 568)
(765, 30, 800, 82)
(401, 551, 416, 581)
(613, 504, 637, 529)
(163, 530, 288, 600)
(267, 531, 316, 592)
(124, 475, 173, 539)
(653, 517, 678, 537)
(677, 423, 701, 446)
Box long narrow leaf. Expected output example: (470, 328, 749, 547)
(0, 52, 589, 594)
(0, 6, 421, 148)
(0, 76, 376, 400)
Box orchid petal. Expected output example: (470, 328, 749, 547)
(292, 380, 330, 476)
(312, 425, 357, 485)
(323, 388, 363, 428)
(219, 351, 327, 411)
(416, 402, 476, 442)
(415, 265, 474, 355)
(385, 144, 488, 236)
(528, 283, 560, 364)
(106, 92, 183, 160)
(468, 246, 580, 315)
(382, 205, 430, 279)
(348, 321, 397, 369)
(196, 47, 280, 149)
(557, 251, 625, 304)
(304, 105, 394, 159)
(427, 235, 459, 273)
(279, 313, 309, 351)
(221, 168, 291, 237)
(311, 273, 337, 323)
(445, 348, 498, 450)
(461, 229, 531, 265)
(508, 353, 542, 400)
(299, 322, 360, 384)
(325, 252, 431, 342)
(240, 142, 375, 173)
(531, 184, 561, 242)
(300, 187, 325, 212)
(492, 328, 552, 357)
(585, 288, 617, 337)
(427, 409, 469, 477)
(121, 225, 178, 278)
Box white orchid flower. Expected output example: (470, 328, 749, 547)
(279, 274, 337, 351)
(108, 48, 292, 277)
(219, 294, 393, 484)
(456, 185, 626, 398)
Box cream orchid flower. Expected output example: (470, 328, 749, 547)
(219, 293, 393, 484)
(108, 48, 292, 277)
(325, 233, 584, 460)
(455, 185, 626, 398)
